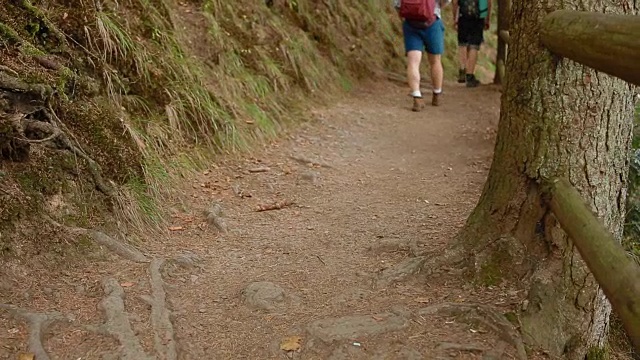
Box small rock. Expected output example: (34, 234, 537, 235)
(243, 281, 286, 311)
(368, 238, 416, 254)
(75, 285, 86, 294)
(376, 256, 427, 287)
(205, 202, 227, 233)
(307, 312, 408, 342)
(43, 287, 54, 296)
(300, 170, 319, 184)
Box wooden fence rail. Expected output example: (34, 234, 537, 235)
(492, 3, 640, 350)
(545, 178, 640, 350)
(540, 14, 640, 352)
(540, 10, 640, 86)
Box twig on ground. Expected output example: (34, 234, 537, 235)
(289, 154, 334, 169)
(256, 199, 294, 212)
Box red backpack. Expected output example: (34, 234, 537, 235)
(399, 0, 437, 26)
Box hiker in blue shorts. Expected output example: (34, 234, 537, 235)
(453, 0, 491, 87)
(394, 0, 451, 111)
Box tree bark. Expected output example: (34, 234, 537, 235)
(456, 0, 637, 358)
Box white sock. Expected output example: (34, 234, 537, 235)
(433, 88, 442, 94)
(411, 90, 422, 98)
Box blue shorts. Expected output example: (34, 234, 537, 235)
(402, 18, 445, 55)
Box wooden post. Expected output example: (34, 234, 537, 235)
(540, 10, 640, 86)
(493, 0, 510, 84)
(546, 178, 640, 351)
(496, 59, 506, 84)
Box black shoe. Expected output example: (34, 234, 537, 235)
(458, 69, 466, 83)
(465, 74, 480, 87)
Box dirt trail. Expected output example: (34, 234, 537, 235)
(1, 80, 536, 360)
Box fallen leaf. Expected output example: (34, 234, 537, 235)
(18, 353, 35, 360)
(371, 315, 384, 321)
(168, 226, 184, 231)
(415, 297, 431, 304)
(120, 282, 135, 287)
(280, 336, 303, 352)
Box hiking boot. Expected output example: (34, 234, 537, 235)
(466, 74, 480, 88)
(432, 92, 441, 106)
(412, 96, 424, 112)
(458, 69, 466, 83)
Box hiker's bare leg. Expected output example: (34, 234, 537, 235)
(466, 47, 479, 74)
(407, 50, 422, 93)
(458, 46, 467, 70)
(427, 53, 443, 91)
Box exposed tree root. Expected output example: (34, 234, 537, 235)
(376, 256, 427, 288)
(95, 278, 154, 360)
(25, 109, 114, 196)
(418, 303, 527, 360)
(0, 304, 68, 360)
(1, 113, 30, 161)
(19, 0, 69, 50)
(141, 259, 178, 360)
(48, 218, 149, 263)
(85, 229, 149, 263)
(375, 246, 466, 287)
(1, 72, 112, 195)
(0, 64, 19, 76)
(0, 72, 53, 100)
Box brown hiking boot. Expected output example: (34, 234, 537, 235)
(432, 92, 441, 106)
(412, 96, 424, 112)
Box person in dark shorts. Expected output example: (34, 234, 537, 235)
(453, 0, 491, 87)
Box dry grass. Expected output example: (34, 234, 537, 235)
(0, 0, 408, 238)
(75, 0, 407, 228)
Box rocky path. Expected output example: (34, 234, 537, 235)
(0, 80, 536, 359)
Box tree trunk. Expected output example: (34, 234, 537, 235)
(456, 0, 636, 358)
(493, 0, 509, 85)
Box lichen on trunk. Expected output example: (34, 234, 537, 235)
(454, 0, 637, 358)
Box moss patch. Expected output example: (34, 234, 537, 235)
(585, 346, 608, 360)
